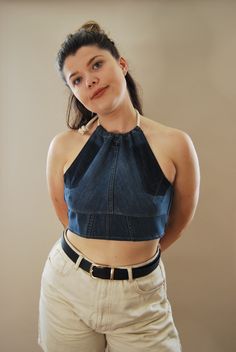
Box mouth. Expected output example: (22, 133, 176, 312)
(92, 86, 109, 99)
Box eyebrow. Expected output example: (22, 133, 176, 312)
(68, 55, 104, 82)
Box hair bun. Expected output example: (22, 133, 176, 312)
(78, 20, 102, 33)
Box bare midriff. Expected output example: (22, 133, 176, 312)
(66, 229, 160, 267)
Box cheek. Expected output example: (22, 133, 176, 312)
(112, 70, 126, 92)
(118, 75, 127, 95)
(73, 91, 82, 101)
(73, 90, 87, 105)
(74, 92, 93, 112)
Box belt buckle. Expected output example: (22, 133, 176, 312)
(89, 264, 98, 279)
(89, 264, 115, 280)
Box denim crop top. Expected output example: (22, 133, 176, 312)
(64, 109, 174, 241)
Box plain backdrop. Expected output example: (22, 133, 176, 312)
(0, 0, 235, 351)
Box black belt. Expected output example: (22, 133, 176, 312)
(61, 233, 161, 280)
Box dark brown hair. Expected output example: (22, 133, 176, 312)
(56, 21, 143, 130)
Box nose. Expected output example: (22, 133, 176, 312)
(86, 76, 98, 88)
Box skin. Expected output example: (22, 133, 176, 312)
(46, 45, 200, 266)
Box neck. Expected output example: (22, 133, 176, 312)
(97, 105, 138, 134)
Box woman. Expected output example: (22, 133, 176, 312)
(38, 21, 200, 352)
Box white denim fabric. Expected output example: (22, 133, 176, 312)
(38, 232, 182, 352)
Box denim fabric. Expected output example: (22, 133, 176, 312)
(38, 231, 182, 352)
(64, 121, 174, 241)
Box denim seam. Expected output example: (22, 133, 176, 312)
(68, 210, 168, 218)
(125, 216, 134, 241)
(87, 214, 95, 237)
(107, 146, 119, 213)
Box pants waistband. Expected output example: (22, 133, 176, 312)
(61, 229, 161, 280)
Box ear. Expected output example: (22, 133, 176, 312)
(118, 56, 128, 75)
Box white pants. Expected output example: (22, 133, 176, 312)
(38, 232, 182, 352)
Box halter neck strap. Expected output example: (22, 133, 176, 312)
(78, 109, 140, 135)
(97, 109, 140, 127)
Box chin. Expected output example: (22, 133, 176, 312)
(91, 104, 114, 116)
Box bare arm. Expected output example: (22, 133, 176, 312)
(159, 130, 200, 252)
(46, 133, 70, 229)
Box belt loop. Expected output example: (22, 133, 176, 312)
(63, 227, 68, 238)
(110, 268, 115, 280)
(63, 228, 83, 271)
(75, 255, 83, 270)
(127, 267, 133, 281)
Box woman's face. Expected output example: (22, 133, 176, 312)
(63, 45, 129, 115)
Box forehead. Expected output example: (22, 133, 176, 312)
(63, 45, 113, 80)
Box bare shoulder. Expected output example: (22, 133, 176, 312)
(49, 129, 79, 148)
(141, 114, 195, 157)
(48, 129, 80, 161)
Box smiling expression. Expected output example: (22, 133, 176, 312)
(63, 45, 129, 114)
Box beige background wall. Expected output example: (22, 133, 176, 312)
(0, 0, 235, 351)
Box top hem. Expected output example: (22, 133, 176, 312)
(67, 227, 164, 241)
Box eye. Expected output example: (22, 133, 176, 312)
(73, 77, 81, 86)
(93, 61, 103, 69)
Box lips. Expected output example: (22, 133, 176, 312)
(91, 86, 108, 99)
